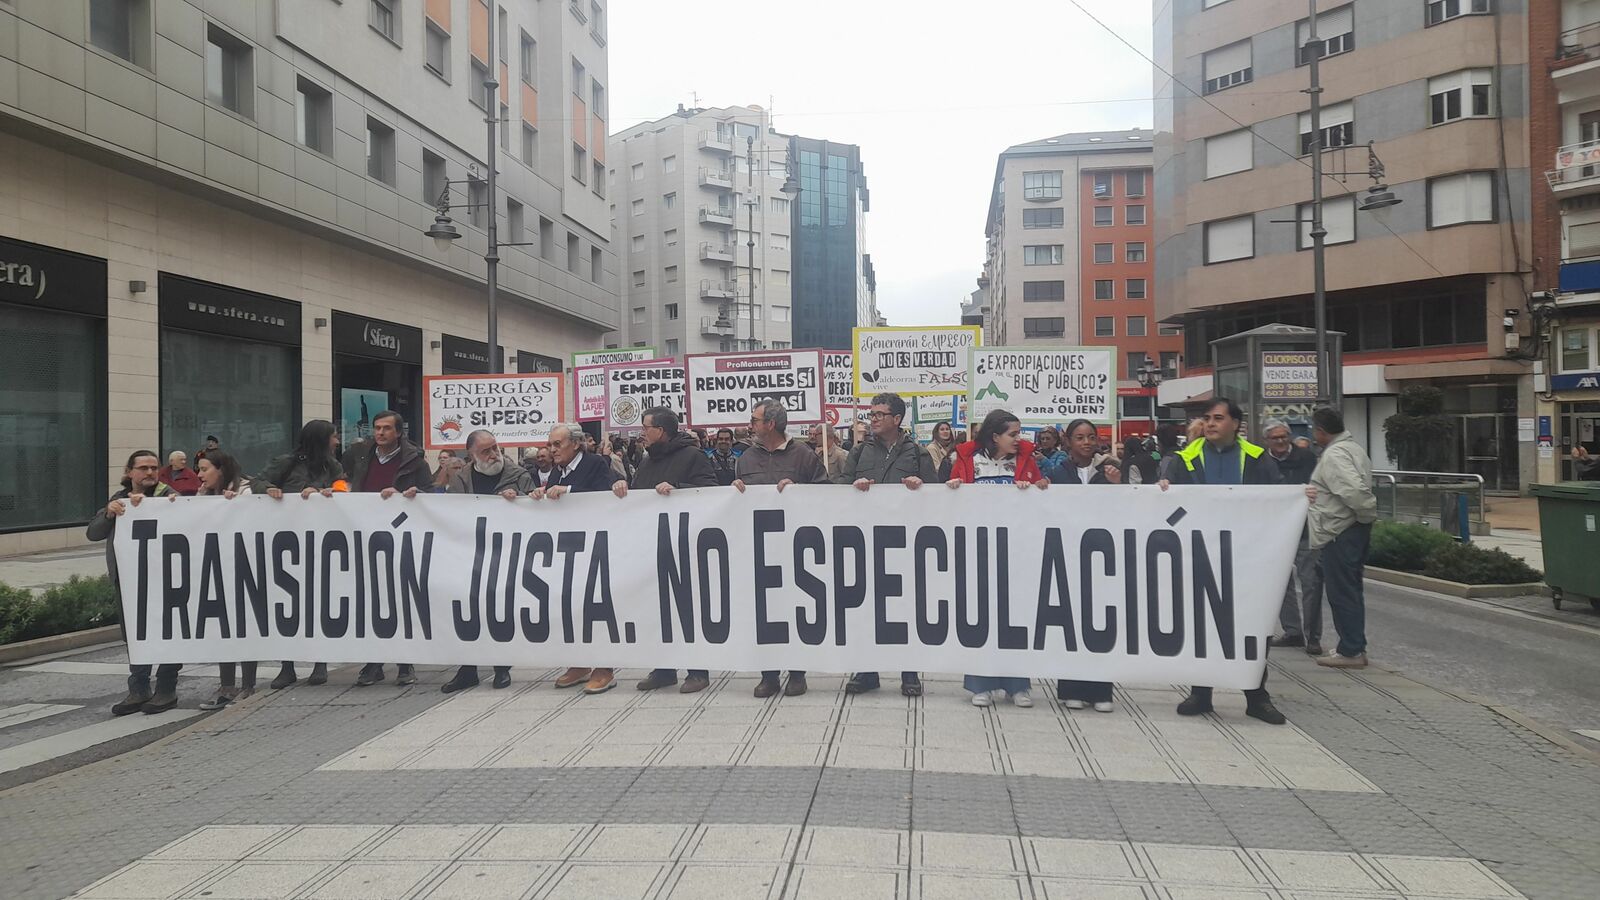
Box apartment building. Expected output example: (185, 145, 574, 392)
(0, 0, 617, 553)
(1153, 0, 1534, 491)
(978, 130, 1181, 429)
(790, 136, 876, 351)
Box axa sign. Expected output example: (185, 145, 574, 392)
(1551, 372, 1600, 391)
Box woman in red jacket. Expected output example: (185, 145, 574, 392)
(945, 409, 1047, 707)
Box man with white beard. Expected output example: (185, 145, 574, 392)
(441, 429, 535, 693)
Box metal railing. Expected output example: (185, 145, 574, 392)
(1546, 138, 1600, 190)
(698, 241, 733, 261)
(1559, 20, 1600, 60)
(1371, 470, 1487, 535)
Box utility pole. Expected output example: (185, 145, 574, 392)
(745, 134, 757, 351)
(1306, 0, 1327, 403)
(483, 19, 501, 373)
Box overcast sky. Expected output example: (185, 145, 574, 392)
(608, 0, 1156, 327)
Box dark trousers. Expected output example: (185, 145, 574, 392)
(457, 666, 511, 679)
(650, 668, 708, 680)
(851, 672, 918, 688)
(1057, 680, 1113, 703)
(761, 670, 806, 681)
(1321, 522, 1371, 657)
(220, 661, 258, 689)
(129, 663, 181, 689)
(1189, 646, 1270, 704)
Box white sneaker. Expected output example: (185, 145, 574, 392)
(971, 691, 993, 707)
(1013, 691, 1033, 708)
(1064, 699, 1087, 710)
(1093, 701, 1114, 713)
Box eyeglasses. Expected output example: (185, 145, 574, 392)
(867, 411, 895, 420)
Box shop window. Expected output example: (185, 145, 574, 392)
(1, 307, 106, 531)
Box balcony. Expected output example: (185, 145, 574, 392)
(700, 315, 735, 337)
(699, 241, 734, 262)
(698, 166, 732, 189)
(699, 130, 734, 153)
(698, 205, 735, 227)
(1546, 140, 1600, 196)
(1560, 20, 1600, 63)
(700, 279, 737, 299)
(1560, 259, 1600, 293)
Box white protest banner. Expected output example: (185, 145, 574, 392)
(573, 365, 610, 422)
(914, 395, 957, 424)
(604, 359, 686, 430)
(685, 349, 824, 428)
(854, 325, 982, 398)
(969, 347, 1115, 425)
(114, 485, 1304, 689)
(572, 346, 656, 370)
(423, 374, 564, 449)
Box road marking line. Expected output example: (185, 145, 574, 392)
(17, 661, 206, 677)
(0, 709, 201, 774)
(0, 703, 82, 730)
(1575, 730, 1600, 742)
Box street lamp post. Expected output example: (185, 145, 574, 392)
(746, 135, 757, 352)
(1136, 355, 1162, 437)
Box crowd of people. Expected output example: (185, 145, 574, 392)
(88, 393, 1377, 730)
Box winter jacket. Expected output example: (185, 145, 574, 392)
(835, 430, 937, 485)
(551, 451, 625, 493)
(632, 431, 718, 490)
(947, 440, 1046, 484)
(1167, 437, 1282, 486)
(446, 460, 537, 495)
(707, 449, 741, 486)
(1034, 448, 1071, 484)
(1048, 455, 1114, 485)
(250, 453, 346, 494)
(86, 483, 173, 594)
(1120, 450, 1160, 486)
(157, 466, 200, 496)
(927, 441, 956, 473)
(736, 438, 830, 486)
(342, 438, 434, 494)
(1266, 444, 1319, 486)
(1308, 432, 1378, 549)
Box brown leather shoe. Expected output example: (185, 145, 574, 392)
(555, 667, 592, 688)
(753, 677, 781, 698)
(583, 668, 616, 694)
(784, 673, 808, 696)
(679, 675, 710, 693)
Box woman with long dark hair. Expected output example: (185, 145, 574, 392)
(926, 421, 957, 474)
(945, 409, 1047, 707)
(186, 450, 260, 709)
(1051, 418, 1120, 713)
(252, 420, 346, 689)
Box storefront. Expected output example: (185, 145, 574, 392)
(440, 333, 503, 376)
(0, 236, 107, 533)
(1553, 319, 1600, 480)
(1438, 381, 1522, 493)
(159, 275, 302, 477)
(517, 350, 563, 375)
(333, 311, 422, 446)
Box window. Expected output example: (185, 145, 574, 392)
(500, 198, 523, 244)
(571, 57, 585, 96)
(1125, 171, 1146, 198)
(1297, 196, 1356, 249)
(629, 163, 644, 182)
(468, 180, 487, 228)
(205, 25, 253, 117)
(665, 303, 679, 320)
(656, 229, 674, 247)
(1126, 242, 1147, 263)
(1128, 316, 1148, 337)
(370, 0, 397, 42)
(1205, 129, 1252, 178)
(593, 161, 606, 196)
(363, 118, 395, 184)
(566, 233, 581, 273)
(1024, 281, 1066, 302)
(631, 307, 646, 325)
(539, 216, 554, 259)
(1125, 205, 1146, 226)
(1093, 173, 1114, 199)
(665, 265, 678, 283)
(1204, 215, 1254, 263)
(771, 233, 788, 252)
(295, 78, 332, 154)
(425, 21, 449, 79)
(1093, 207, 1114, 227)
(422, 149, 446, 205)
(572, 145, 586, 184)
(772, 269, 790, 285)
(591, 246, 602, 282)
(90, 0, 148, 67)
(771, 197, 790, 215)
(1025, 317, 1066, 338)
(1024, 245, 1064, 265)
(1429, 69, 1494, 125)
(772, 305, 790, 322)
(1126, 278, 1147, 299)
(1093, 243, 1114, 264)
(631, 234, 644, 252)
(1159, 326, 1182, 337)
(1567, 220, 1600, 259)
(1094, 317, 1115, 337)
(1023, 208, 1064, 229)
(1126, 353, 1148, 379)
(1299, 101, 1353, 155)
(1427, 0, 1491, 27)
(500, 103, 511, 151)
(1160, 351, 1181, 375)
(1560, 327, 1593, 372)
(629, 199, 644, 218)
(1203, 40, 1252, 94)
(520, 31, 536, 82)
(1296, 5, 1354, 64)
(1094, 280, 1115, 300)
(632, 269, 646, 288)
(663, 192, 676, 209)
(1428, 172, 1495, 228)
(665, 339, 679, 356)
(662, 155, 677, 173)
(1023, 171, 1063, 200)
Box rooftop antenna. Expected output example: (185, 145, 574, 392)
(691, 91, 700, 107)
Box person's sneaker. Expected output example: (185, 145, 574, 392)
(1093, 701, 1115, 713)
(270, 664, 298, 690)
(680, 675, 710, 694)
(1304, 642, 1324, 656)
(754, 677, 781, 698)
(970, 691, 993, 707)
(636, 670, 678, 691)
(1176, 693, 1214, 716)
(583, 669, 616, 694)
(395, 665, 417, 686)
(355, 664, 384, 687)
(555, 667, 591, 689)
(142, 686, 179, 714)
(112, 686, 151, 717)
(307, 663, 328, 685)
(1063, 699, 1087, 710)
(1316, 652, 1368, 669)
(1268, 634, 1305, 648)
(441, 667, 479, 693)
(1012, 691, 1033, 708)
(784, 674, 808, 697)
(199, 690, 238, 711)
(492, 667, 512, 689)
(1245, 699, 1288, 725)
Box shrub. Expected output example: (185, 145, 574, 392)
(0, 576, 119, 645)
(1367, 520, 1455, 572)
(1421, 542, 1542, 586)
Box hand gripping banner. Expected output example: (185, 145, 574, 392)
(114, 486, 1306, 689)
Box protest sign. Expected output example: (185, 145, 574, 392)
(572, 346, 656, 369)
(604, 360, 686, 430)
(685, 349, 824, 428)
(574, 365, 610, 422)
(914, 395, 958, 424)
(116, 485, 1304, 689)
(853, 326, 982, 398)
(969, 347, 1115, 425)
(820, 351, 871, 426)
(423, 374, 564, 449)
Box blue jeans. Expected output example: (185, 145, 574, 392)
(1321, 523, 1371, 656)
(964, 675, 1030, 695)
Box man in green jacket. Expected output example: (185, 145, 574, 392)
(1304, 406, 1378, 670)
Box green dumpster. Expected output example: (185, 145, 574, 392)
(1529, 481, 1600, 612)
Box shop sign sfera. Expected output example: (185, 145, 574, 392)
(0, 259, 45, 300)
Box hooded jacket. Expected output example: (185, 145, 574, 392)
(947, 440, 1046, 484)
(632, 431, 718, 490)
